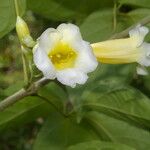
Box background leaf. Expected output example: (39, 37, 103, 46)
(119, 0, 150, 8)
(66, 64, 136, 113)
(82, 86, 150, 128)
(67, 140, 135, 150)
(85, 111, 150, 150)
(0, 96, 52, 133)
(79, 8, 138, 43)
(33, 112, 99, 150)
(27, 0, 113, 22)
(0, 0, 26, 38)
(37, 81, 68, 114)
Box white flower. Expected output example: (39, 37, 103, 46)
(33, 23, 98, 87)
(91, 25, 150, 75)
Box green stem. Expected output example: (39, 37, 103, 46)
(29, 59, 33, 83)
(113, 0, 117, 31)
(14, 0, 19, 16)
(36, 94, 64, 116)
(21, 50, 29, 86)
(14, 0, 30, 85)
(0, 77, 50, 111)
(110, 15, 150, 39)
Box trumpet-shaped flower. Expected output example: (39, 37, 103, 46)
(33, 23, 98, 87)
(91, 25, 150, 75)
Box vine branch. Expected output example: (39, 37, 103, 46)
(110, 15, 150, 39)
(0, 78, 49, 111)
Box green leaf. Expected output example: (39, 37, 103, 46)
(27, 0, 113, 22)
(3, 80, 24, 97)
(0, 96, 53, 132)
(37, 82, 68, 112)
(80, 9, 129, 42)
(85, 111, 150, 150)
(0, 80, 68, 132)
(139, 68, 150, 96)
(0, 0, 26, 38)
(67, 64, 136, 110)
(0, 81, 68, 132)
(83, 86, 150, 128)
(33, 112, 99, 150)
(119, 0, 150, 8)
(67, 140, 135, 150)
(127, 8, 150, 21)
(80, 8, 150, 43)
(38, 82, 67, 102)
(80, 9, 113, 42)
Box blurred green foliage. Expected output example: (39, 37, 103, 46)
(0, 0, 26, 39)
(0, 0, 150, 150)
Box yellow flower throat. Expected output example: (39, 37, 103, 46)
(48, 42, 77, 70)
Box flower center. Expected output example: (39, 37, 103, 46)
(48, 42, 77, 70)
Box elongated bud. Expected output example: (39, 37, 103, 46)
(16, 16, 35, 47)
(16, 16, 30, 40)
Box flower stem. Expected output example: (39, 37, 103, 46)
(21, 45, 31, 87)
(36, 94, 63, 116)
(14, 0, 31, 86)
(22, 51, 29, 86)
(113, 0, 117, 31)
(14, 0, 19, 16)
(29, 59, 33, 83)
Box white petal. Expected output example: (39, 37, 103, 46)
(38, 28, 62, 54)
(138, 42, 150, 66)
(136, 65, 148, 75)
(129, 25, 149, 47)
(57, 23, 82, 45)
(57, 23, 98, 73)
(75, 41, 98, 73)
(56, 69, 88, 88)
(33, 45, 56, 79)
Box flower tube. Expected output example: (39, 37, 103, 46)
(91, 25, 150, 74)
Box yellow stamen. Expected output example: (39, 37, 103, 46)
(48, 42, 77, 70)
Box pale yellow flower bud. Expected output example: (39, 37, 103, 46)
(16, 16, 30, 41)
(16, 16, 35, 47)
